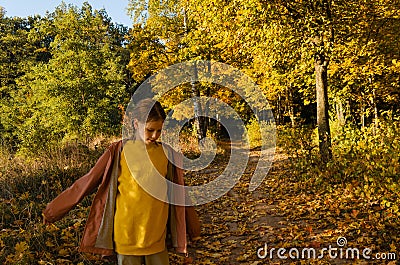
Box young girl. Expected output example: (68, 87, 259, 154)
(43, 98, 200, 265)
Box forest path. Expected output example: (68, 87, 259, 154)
(173, 146, 292, 264)
(173, 145, 374, 265)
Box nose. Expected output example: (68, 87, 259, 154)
(151, 131, 158, 139)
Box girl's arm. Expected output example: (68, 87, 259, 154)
(42, 147, 112, 223)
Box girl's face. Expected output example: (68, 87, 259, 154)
(134, 119, 164, 145)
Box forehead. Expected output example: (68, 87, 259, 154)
(145, 120, 164, 129)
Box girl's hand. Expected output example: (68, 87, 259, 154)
(42, 213, 50, 225)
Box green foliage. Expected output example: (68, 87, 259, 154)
(0, 15, 41, 149)
(1, 3, 131, 154)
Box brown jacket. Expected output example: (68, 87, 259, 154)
(43, 140, 200, 256)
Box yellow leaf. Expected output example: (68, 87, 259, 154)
(390, 242, 396, 252)
(58, 248, 69, 256)
(45, 240, 55, 247)
(56, 259, 72, 263)
(15, 241, 29, 253)
(209, 253, 222, 258)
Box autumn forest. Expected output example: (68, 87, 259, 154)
(0, 0, 399, 264)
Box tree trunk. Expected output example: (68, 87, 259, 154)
(346, 100, 351, 123)
(372, 88, 379, 132)
(287, 85, 296, 127)
(190, 61, 206, 142)
(361, 101, 365, 128)
(336, 100, 345, 125)
(204, 60, 212, 134)
(277, 94, 282, 125)
(315, 53, 332, 163)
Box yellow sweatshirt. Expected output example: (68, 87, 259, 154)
(114, 140, 169, 255)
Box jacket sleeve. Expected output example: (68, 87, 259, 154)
(43, 147, 112, 223)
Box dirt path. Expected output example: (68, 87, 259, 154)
(173, 146, 386, 265)
(171, 147, 291, 264)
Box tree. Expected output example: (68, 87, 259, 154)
(330, 0, 400, 127)
(126, 0, 400, 156)
(127, 0, 212, 141)
(14, 2, 130, 151)
(263, 0, 334, 162)
(0, 14, 41, 150)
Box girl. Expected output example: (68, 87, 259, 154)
(43, 98, 200, 265)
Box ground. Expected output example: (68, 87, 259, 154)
(169, 145, 398, 265)
(1, 142, 398, 264)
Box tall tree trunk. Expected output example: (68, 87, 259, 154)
(204, 60, 212, 134)
(277, 94, 282, 125)
(336, 100, 345, 125)
(372, 88, 379, 132)
(346, 100, 351, 123)
(315, 53, 332, 163)
(185, 10, 206, 142)
(190, 61, 206, 142)
(287, 85, 296, 127)
(361, 100, 366, 128)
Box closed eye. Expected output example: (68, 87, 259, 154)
(146, 129, 162, 133)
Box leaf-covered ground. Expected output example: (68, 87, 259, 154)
(1, 142, 398, 264)
(174, 146, 399, 265)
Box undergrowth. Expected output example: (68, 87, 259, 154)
(0, 142, 109, 264)
(277, 120, 400, 258)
